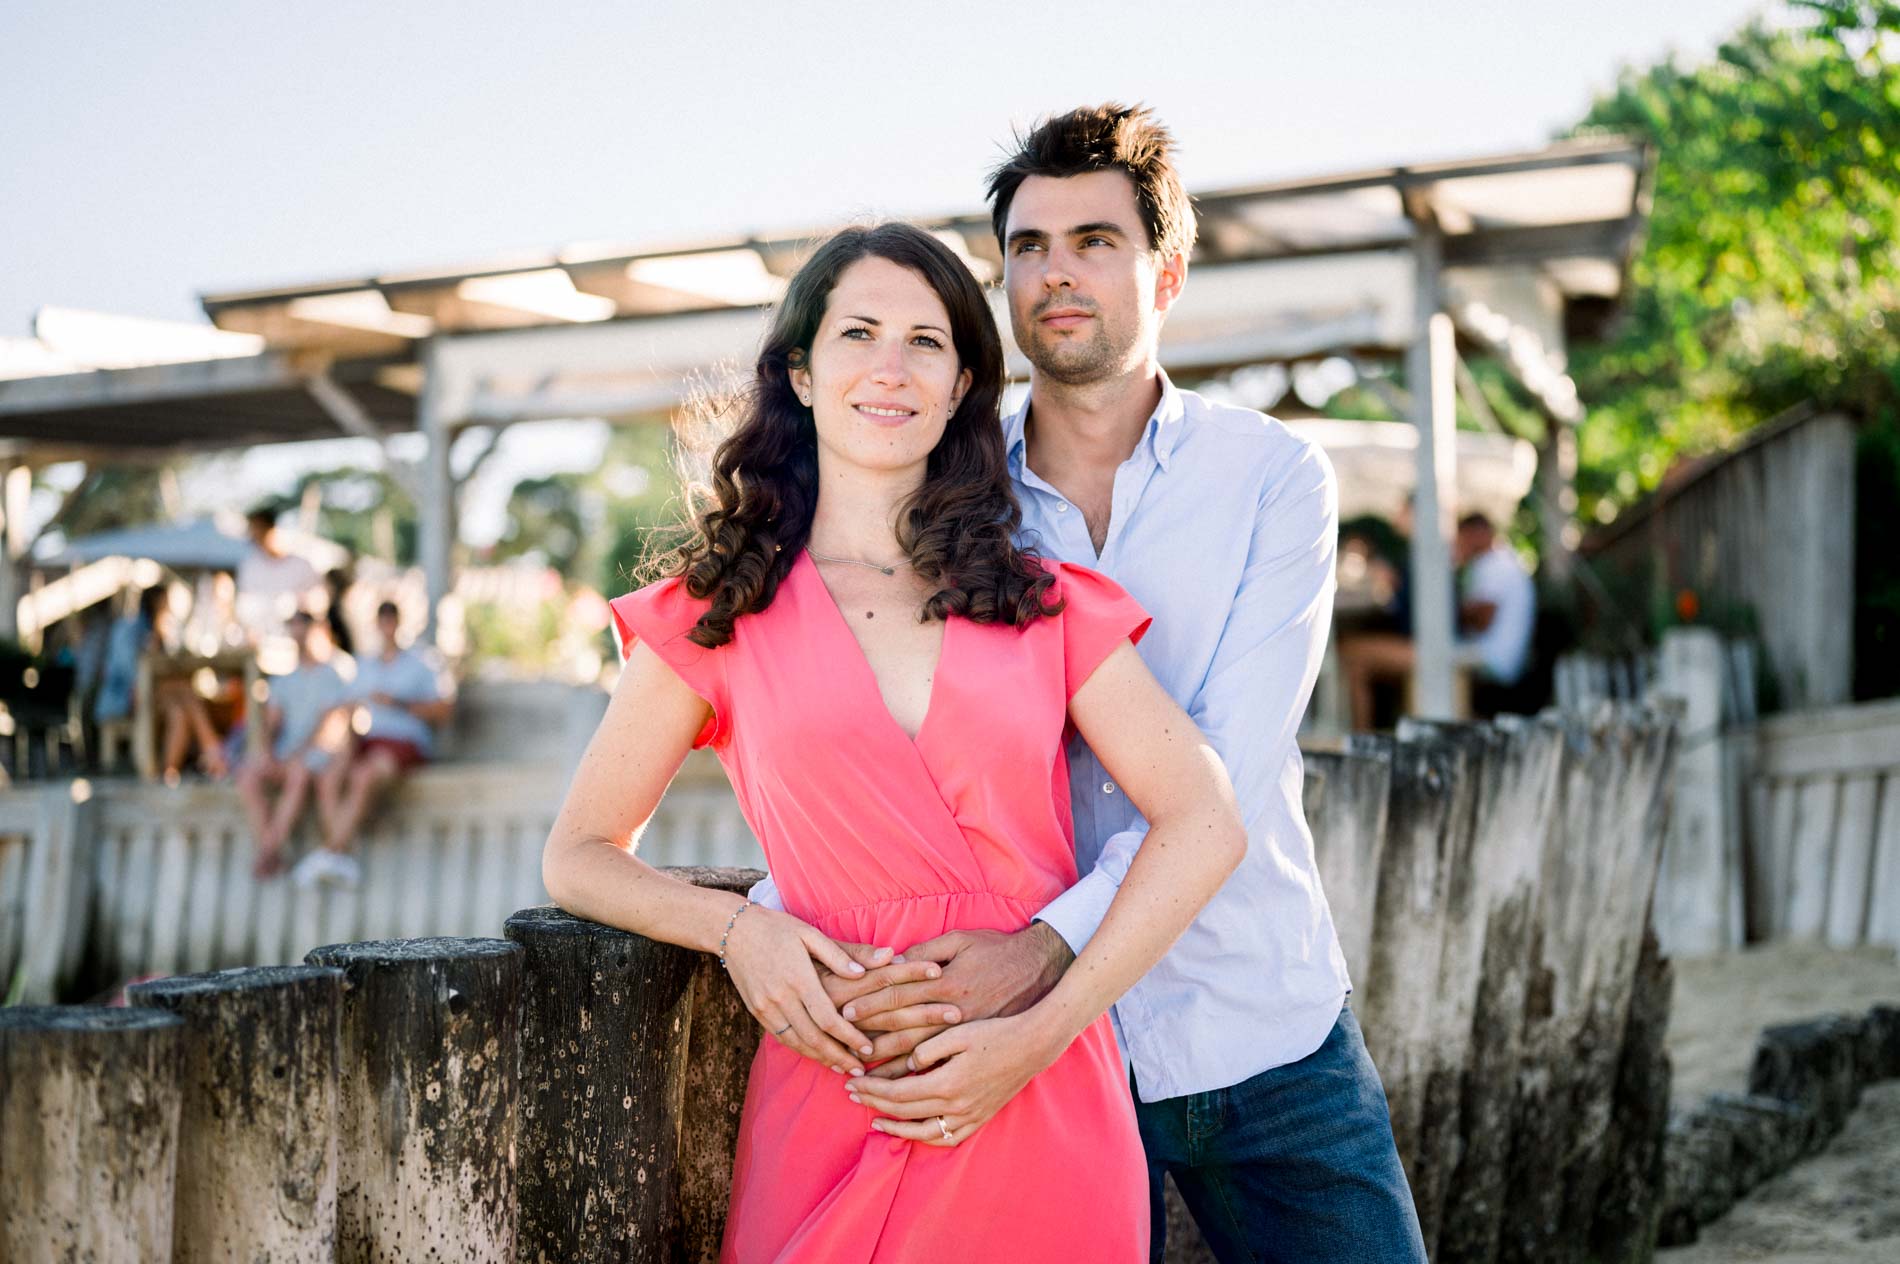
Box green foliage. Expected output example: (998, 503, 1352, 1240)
(1567, 0, 1900, 524)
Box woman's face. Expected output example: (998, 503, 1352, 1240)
(790, 256, 972, 481)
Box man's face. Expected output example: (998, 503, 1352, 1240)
(378, 610, 400, 646)
(1001, 170, 1183, 387)
(1454, 525, 1491, 566)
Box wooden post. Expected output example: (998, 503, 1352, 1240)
(127, 966, 344, 1263)
(1406, 209, 1459, 719)
(0, 460, 27, 644)
(506, 903, 702, 1262)
(305, 937, 522, 1264)
(1588, 923, 1675, 1263)
(1301, 750, 1393, 985)
(1346, 731, 1462, 1197)
(1450, 716, 1566, 1264)
(417, 337, 457, 648)
(669, 867, 767, 1264)
(1652, 628, 1739, 954)
(0, 1006, 184, 1263)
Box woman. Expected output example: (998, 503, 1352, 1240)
(542, 223, 1245, 1262)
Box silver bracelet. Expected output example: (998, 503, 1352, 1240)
(717, 898, 754, 970)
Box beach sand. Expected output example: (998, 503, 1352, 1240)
(1659, 942, 1900, 1262)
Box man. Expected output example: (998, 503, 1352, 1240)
(303, 600, 453, 888)
(238, 609, 347, 878)
(1453, 512, 1536, 689)
(762, 105, 1425, 1261)
(234, 506, 322, 648)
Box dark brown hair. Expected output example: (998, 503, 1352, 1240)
(662, 222, 1058, 648)
(986, 103, 1197, 260)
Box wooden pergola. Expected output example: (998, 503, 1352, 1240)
(0, 136, 1649, 713)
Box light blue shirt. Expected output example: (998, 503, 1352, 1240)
(1008, 373, 1349, 1101)
(753, 372, 1350, 1102)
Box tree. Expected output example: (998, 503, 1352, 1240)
(1566, 0, 1900, 693)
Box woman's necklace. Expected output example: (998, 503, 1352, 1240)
(806, 547, 907, 577)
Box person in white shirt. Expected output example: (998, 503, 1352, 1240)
(1452, 514, 1536, 686)
(238, 610, 348, 878)
(303, 600, 453, 888)
(235, 507, 323, 647)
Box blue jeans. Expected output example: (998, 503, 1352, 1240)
(1133, 1003, 1426, 1264)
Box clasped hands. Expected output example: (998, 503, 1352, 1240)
(721, 910, 1074, 1148)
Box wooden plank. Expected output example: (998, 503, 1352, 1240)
(1866, 777, 1900, 951)
(0, 835, 27, 990)
(90, 827, 125, 982)
(396, 821, 438, 941)
(1762, 780, 1802, 939)
(216, 821, 257, 969)
(1824, 775, 1880, 947)
(144, 822, 193, 978)
(359, 823, 403, 943)
(1755, 697, 1900, 779)
(250, 847, 292, 967)
(1784, 777, 1842, 941)
(116, 826, 158, 982)
(288, 861, 325, 962)
(180, 826, 224, 974)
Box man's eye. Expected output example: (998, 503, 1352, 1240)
(1014, 241, 1044, 255)
(1083, 236, 1112, 247)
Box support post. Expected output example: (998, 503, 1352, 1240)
(417, 338, 456, 648)
(1539, 421, 1578, 586)
(0, 460, 29, 644)
(0, 1006, 185, 1262)
(127, 966, 344, 1263)
(305, 937, 522, 1264)
(1407, 212, 1459, 718)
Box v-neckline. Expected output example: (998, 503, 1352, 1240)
(798, 549, 950, 748)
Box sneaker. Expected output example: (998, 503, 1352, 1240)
(290, 850, 363, 891)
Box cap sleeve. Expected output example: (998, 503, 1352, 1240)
(608, 578, 730, 750)
(1055, 561, 1152, 700)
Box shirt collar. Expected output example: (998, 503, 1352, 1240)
(1004, 368, 1187, 477)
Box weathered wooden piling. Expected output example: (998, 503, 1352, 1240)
(1400, 716, 1565, 1264)
(1587, 925, 1675, 1263)
(127, 965, 344, 1263)
(506, 900, 702, 1262)
(305, 936, 522, 1264)
(1346, 730, 1464, 1223)
(0, 1006, 184, 1263)
(1499, 705, 1678, 1264)
(669, 867, 768, 1264)
(1302, 748, 1393, 982)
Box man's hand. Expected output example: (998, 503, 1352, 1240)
(843, 923, 1075, 1076)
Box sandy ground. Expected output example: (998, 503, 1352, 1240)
(1659, 942, 1900, 1262)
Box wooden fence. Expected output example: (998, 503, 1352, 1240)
(2, 705, 1681, 1263)
(0, 752, 759, 1003)
(1559, 630, 1900, 956)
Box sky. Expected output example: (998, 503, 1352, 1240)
(0, 0, 1770, 541)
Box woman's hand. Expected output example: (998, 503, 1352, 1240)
(844, 1012, 1065, 1147)
(722, 907, 880, 1075)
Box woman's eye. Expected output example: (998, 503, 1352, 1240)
(842, 326, 872, 340)
(912, 335, 945, 350)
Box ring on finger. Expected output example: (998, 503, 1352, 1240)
(936, 1116, 953, 1142)
(773, 1022, 793, 1036)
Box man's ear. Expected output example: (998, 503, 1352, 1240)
(1153, 251, 1188, 315)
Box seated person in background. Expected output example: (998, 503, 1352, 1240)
(1336, 498, 1416, 731)
(1451, 512, 1536, 691)
(239, 610, 348, 878)
(96, 584, 231, 779)
(306, 600, 454, 887)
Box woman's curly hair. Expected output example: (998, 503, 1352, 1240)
(658, 222, 1060, 648)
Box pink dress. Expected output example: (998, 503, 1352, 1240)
(609, 551, 1152, 1264)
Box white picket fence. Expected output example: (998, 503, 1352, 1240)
(1560, 632, 1900, 955)
(0, 752, 761, 1002)
(1747, 697, 1900, 950)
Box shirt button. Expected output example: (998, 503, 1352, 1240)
(1056, 502, 1070, 512)
(1102, 781, 1116, 795)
